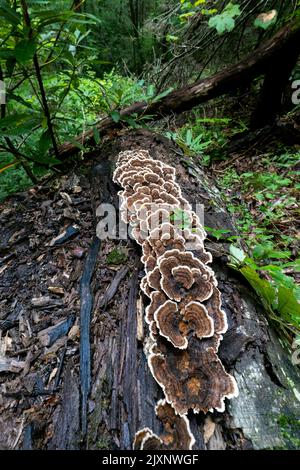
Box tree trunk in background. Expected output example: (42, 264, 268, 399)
(251, 24, 300, 128)
(128, 0, 145, 74)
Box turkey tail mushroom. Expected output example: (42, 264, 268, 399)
(112, 149, 238, 449)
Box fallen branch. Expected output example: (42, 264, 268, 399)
(96, 266, 129, 310)
(58, 19, 300, 159)
(0, 358, 25, 374)
(79, 161, 111, 440)
(38, 316, 75, 347)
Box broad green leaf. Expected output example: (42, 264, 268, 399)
(15, 39, 37, 64)
(277, 286, 300, 325)
(179, 12, 195, 21)
(208, 2, 241, 34)
(7, 93, 33, 110)
(121, 115, 138, 127)
(209, 14, 235, 34)
(240, 266, 276, 308)
(201, 8, 218, 15)
(146, 84, 155, 98)
(252, 244, 266, 259)
(263, 268, 299, 292)
(0, 113, 40, 136)
(110, 110, 120, 123)
(229, 244, 246, 264)
(34, 9, 73, 19)
(152, 87, 174, 103)
(166, 35, 179, 43)
(39, 130, 52, 155)
(224, 3, 241, 16)
(254, 10, 277, 30)
(0, 0, 21, 26)
(268, 250, 291, 259)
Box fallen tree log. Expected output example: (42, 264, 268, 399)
(85, 131, 300, 450)
(1, 130, 300, 450)
(59, 20, 300, 160)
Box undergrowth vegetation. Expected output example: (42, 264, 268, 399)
(167, 117, 300, 342)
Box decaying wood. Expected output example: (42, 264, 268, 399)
(97, 266, 129, 310)
(80, 237, 101, 439)
(0, 358, 25, 374)
(86, 131, 300, 450)
(58, 20, 300, 160)
(79, 162, 112, 440)
(0, 130, 299, 450)
(37, 316, 75, 347)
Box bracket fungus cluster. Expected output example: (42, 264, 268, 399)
(113, 149, 238, 449)
(133, 400, 195, 450)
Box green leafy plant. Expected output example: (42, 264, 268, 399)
(208, 2, 241, 34)
(229, 244, 300, 337)
(205, 226, 231, 241)
(254, 10, 277, 30)
(106, 248, 128, 265)
(0, 0, 102, 189)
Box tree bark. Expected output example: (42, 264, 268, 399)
(58, 20, 300, 160)
(251, 23, 300, 128)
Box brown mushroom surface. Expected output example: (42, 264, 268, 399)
(149, 336, 238, 415)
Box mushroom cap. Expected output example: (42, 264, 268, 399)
(114, 155, 176, 186)
(140, 275, 152, 298)
(134, 400, 195, 450)
(154, 300, 188, 349)
(157, 249, 214, 303)
(155, 399, 195, 450)
(149, 337, 238, 415)
(147, 223, 186, 257)
(205, 287, 228, 335)
(147, 266, 161, 291)
(154, 299, 214, 349)
(145, 290, 168, 324)
(133, 428, 164, 450)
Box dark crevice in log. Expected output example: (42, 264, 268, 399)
(79, 236, 101, 440)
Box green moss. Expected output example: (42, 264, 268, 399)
(277, 414, 300, 449)
(106, 248, 128, 265)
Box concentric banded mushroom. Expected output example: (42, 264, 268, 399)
(149, 337, 238, 415)
(133, 400, 195, 450)
(113, 149, 238, 447)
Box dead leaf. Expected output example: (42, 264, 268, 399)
(256, 9, 277, 23)
(48, 286, 64, 296)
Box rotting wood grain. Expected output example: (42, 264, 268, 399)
(86, 130, 300, 450)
